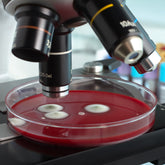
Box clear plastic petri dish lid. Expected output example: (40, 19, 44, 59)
(5, 75, 157, 147)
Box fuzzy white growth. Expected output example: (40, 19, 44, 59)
(37, 104, 63, 113)
(45, 111, 69, 119)
(85, 104, 110, 113)
(8, 118, 26, 126)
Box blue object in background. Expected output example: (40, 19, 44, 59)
(157, 62, 165, 104)
(111, 68, 118, 73)
(159, 62, 165, 83)
(117, 62, 131, 80)
(131, 67, 144, 78)
(131, 67, 144, 85)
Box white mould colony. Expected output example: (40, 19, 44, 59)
(8, 103, 110, 126)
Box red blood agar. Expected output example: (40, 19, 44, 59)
(8, 90, 155, 147)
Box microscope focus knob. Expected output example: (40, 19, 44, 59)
(83, 61, 104, 73)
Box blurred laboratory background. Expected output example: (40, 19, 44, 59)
(0, 0, 165, 85)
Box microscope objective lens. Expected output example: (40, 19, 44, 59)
(129, 52, 139, 60)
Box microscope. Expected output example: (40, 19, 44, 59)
(1, 0, 161, 98)
(1, 1, 165, 164)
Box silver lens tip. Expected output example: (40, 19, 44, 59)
(42, 85, 69, 98)
(114, 36, 143, 65)
(134, 51, 161, 74)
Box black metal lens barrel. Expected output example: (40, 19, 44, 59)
(12, 5, 59, 62)
(119, 0, 155, 56)
(74, 0, 143, 65)
(123, 5, 155, 58)
(39, 27, 72, 98)
(123, 4, 161, 73)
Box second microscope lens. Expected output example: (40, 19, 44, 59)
(39, 28, 72, 98)
(12, 5, 59, 62)
(74, 0, 143, 65)
(121, 4, 161, 73)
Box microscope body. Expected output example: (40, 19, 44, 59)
(2, 0, 161, 98)
(2, 0, 77, 22)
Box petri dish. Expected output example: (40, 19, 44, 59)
(5, 76, 157, 147)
